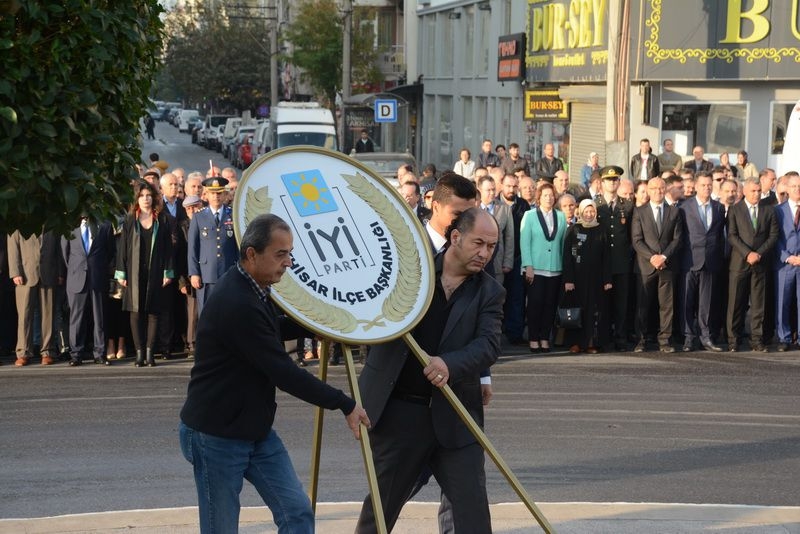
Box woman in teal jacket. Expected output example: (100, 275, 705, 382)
(520, 182, 567, 353)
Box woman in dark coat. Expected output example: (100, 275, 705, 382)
(562, 199, 612, 353)
(115, 181, 174, 367)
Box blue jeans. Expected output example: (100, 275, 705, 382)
(179, 422, 314, 534)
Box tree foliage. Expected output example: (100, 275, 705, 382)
(0, 1, 164, 237)
(160, 3, 272, 114)
(284, 0, 382, 107)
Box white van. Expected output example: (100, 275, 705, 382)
(265, 102, 337, 152)
(220, 117, 243, 155)
(178, 109, 199, 133)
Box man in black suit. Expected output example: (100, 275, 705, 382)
(356, 208, 504, 533)
(61, 217, 115, 366)
(158, 172, 187, 359)
(631, 177, 684, 352)
(179, 214, 369, 533)
(683, 145, 714, 173)
(679, 173, 726, 352)
(727, 178, 779, 351)
(400, 181, 431, 223)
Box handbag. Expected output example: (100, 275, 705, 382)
(109, 279, 124, 300)
(556, 291, 582, 329)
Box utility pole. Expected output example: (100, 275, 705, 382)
(605, 0, 631, 166)
(342, 0, 352, 100)
(269, 0, 279, 107)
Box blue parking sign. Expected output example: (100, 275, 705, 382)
(374, 99, 397, 123)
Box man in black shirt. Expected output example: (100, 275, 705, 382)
(355, 208, 505, 534)
(179, 214, 369, 533)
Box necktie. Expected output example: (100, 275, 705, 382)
(81, 223, 90, 253)
(794, 205, 800, 229)
(655, 205, 663, 235)
(703, 203, 710, 230)
(214, 212, 220, 227)
(751, 205, 757, 229)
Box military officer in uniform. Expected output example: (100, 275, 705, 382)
(188, 177, 239, 317)
(595, 165, 634, 350)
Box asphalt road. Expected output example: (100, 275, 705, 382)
(1, 345, 798, 519)
(2, 124, 797, 520)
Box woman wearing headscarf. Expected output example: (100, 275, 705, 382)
(521, 182, 567, 353)
(115, 180, 174, 367)
(562, 199, 612, 353)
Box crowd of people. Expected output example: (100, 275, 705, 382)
(402, 137, 797, 355)
(0, 153, 244, 367)
(3, 138, 798, 370)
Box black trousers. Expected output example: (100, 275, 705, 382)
(636, 269, 675, 345)
(608, 273, 630, 344)
(682, 269, 715, 342)
(526, 274, 561, 342)
(727, 268, 767, 345)
(355, 399, 491, 534)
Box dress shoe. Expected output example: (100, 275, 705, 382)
(41, 355, 55, 366)
(750, 343, 767, 353)
(160, 352, 171, 361)
(728, 343, 738, 352)
(134, 349, 145, 367)
(14, 356, 30, 367)
(701, 339, 723, 352)
(529, 344, 541, 353)
(95, 356, 111, 366)
(633, 341, 646, 353)
(586, 346, 598, 354)
(539, 344, 551, 353)
(777, 343, 789, 352)
(682, 342, 693, 352)
(659, 344, 675, 353)
(68, 358, 82, 366)
(568, 345, 581, 354)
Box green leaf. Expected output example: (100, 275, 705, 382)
(33, 122, 57, 137)
(0, 186, 16, 200)
(62, 184, 78, 211)
(0, 107, 17, 123)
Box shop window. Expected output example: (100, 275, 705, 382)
(771, 102, 794, 155)
(661, 103, 747, 155)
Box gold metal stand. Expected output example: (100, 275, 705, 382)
(308, 342, 387, 534)
(402, 333, 555, 534)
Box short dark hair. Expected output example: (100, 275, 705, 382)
(239, 214, 291, 257)
(148, 152, 159, 162)
(432, 172, 477, 206)
(509, 142, 519, 149)
(495, 144, 506, 152)
(423, 163, 437, 174)
(402, 181, 421, 195)
(477, 175, 495, 188)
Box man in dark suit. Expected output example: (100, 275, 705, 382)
(679, 173, 726, 352)
(773, 174, 800, 351)
(7, 231, 64, 365)
(356, 208, 504, 533)
(179, 214, 368, 533)
(595, 165, 634, 351)
(499, 173, 531, 345)
(631, 177, 684, 352)
(727, 178, 779, 352)
(62, 217, 115, 366)
(399, 181, 431, 223)
(188, 177, 239, 317)
(683, 145, 714, 173)
(158, 172, 188, 359)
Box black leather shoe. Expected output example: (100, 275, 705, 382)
(682, 344, 692, 352)
(777, 343, 789, 352)
(750, 344, 767, 353)
(68, 358, 82, 366)
(94, 356, 111, 366)
(633, 341, 646, 353)
(728, 343, 738, 352)
(146, 348, 156, 367)
(659, 344, 675, 353)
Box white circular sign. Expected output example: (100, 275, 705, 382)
(234, 146, 435, 344)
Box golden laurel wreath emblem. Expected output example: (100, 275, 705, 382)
(243, 173, 422, 334)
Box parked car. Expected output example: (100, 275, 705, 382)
(253, 120, 271, 160)
(351, 151, 417, 188)
(221, 118, 243, 158)
(178, 109, 199, 133)
(199, 114, 234, 148)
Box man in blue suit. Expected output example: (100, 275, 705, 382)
(188, 177, 239, 317)
(774, 174, 800, 351)
(679, 172, 726, 352)
(61, 216, 115, 366)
